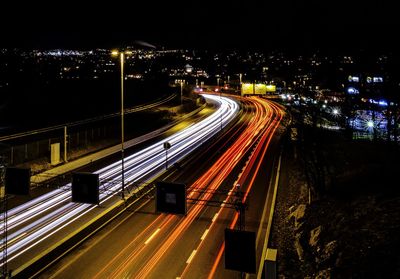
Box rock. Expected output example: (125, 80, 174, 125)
(325, 241, 337, 255)
(289, 204, 307, 230)
(319, 240, 338, 263)
(309, 225, 322, 247)
(295, 232, 304, 261)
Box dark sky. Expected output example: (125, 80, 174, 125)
(2, 0, 399, 51)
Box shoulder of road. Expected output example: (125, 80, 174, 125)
(32, 102, 208, 185)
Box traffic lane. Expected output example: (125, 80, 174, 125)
(140, 106, 282, 278)
(37, 95, 256, 278)
(8, 94, 240, 275)
(37, 198, 162, 279)
(121, 108, 260, 278)
(180, 167, 277, 278)
(38, 148, 242, 279)
(148, 203, 234, 279)
(39, 99, 251, 278)
(5, 100, 216, 253)
(181, 105, 284, 278)
(140, 142, 254, 278)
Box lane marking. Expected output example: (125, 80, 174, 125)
(186, 250, 197, 264)
(200, 229, 209, 241)
(212, 213, 218, 222)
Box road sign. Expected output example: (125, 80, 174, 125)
(5, 167, 31, 196)
(164, 142, 171, 149)
(71, 172, 99, 205)
(225, 228, 256, 274)
(156, 182, 187, 215)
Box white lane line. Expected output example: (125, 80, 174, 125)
(200, 229, 209, 241)
(144, 228, 161, 245)
(212, 213, 218, 222)
(186, 250, 197, 264)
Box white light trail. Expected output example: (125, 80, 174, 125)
(1, 94, 239, 267)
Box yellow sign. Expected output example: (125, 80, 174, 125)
(241, 83, 254, 95)
(241, 83, 270, 95)
(255, 84, 267, 94)
(266, 85, 276, 92)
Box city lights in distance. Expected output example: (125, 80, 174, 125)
(348, 75, 360, 82)
(347, 87, 359, 95)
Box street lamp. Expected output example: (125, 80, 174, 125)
(180, 80, 183, 105)
(111, 49, 132, 200)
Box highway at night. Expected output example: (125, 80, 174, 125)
(3, 6, 398, 276)
(38, 95, 286, 278)
(2, 94, 240, 277)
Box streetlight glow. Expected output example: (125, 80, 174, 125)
(111, 50, 119, 56)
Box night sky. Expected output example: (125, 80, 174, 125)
(2, 0, 399, 51)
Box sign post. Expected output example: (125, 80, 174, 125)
(163, 142, 171, 170)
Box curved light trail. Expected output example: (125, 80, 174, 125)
(87, 96, 286, 279)
(0, 94, 240, 271)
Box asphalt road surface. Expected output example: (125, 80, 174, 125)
(38, 96, 286, 278)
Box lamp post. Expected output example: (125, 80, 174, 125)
(112, 49, 132, 200)
(180, 80, 183, 105)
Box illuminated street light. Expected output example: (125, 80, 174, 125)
(367, 120, 374, 128)
(111, 49, 132, 200)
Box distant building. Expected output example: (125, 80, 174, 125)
(345, 74, 385, 97)
(185, 64, 193, 73)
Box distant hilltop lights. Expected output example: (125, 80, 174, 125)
(347, 87, 360, 95)
(348, 75, 383, 83)
(35, 50, 93, 56)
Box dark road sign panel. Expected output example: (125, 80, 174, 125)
(71, 172, 99, 204)
(225, 229, 256, 274)
(5, 167, 31, 196)
(156, 181, 186, 215)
